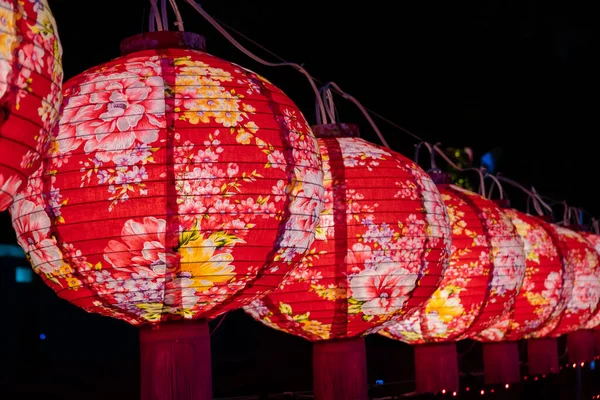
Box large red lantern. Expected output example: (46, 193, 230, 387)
(474, 208, 564, 384)
(0, 0, 62, 210)
(10, 31, 324, 400)
(381, 184, 526, 393)
(526, 225, 600, 375)
(245, 123, 452, 400)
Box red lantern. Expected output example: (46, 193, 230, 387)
(0, 0, 62, 210)
(10, 31, 324, 400)
(245, 123, 452, 400)
(526, 225, 600, 374)
(475, 208, 564, 384)
(381, 185, 526, 393)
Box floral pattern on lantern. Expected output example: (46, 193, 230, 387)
(0, 0, 62, 210)
(578, 232, 600, 330)
(381, 185, 526, 343)
(244, 135, 452, 340)
(526, 226, 600, 338)
(11, 44, 324, 325)
(476, 210, 563, 341)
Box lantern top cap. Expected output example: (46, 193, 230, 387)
(120, 31, 206, 56)
(311, 123, 360, 139)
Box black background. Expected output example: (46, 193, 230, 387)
(1, 0, 598, 398)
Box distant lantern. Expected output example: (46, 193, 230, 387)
(526, 225, 600, 375)
(581, 232, 600, 356)
(475, 207, 564, 384)
(381, 184, 526, 393)
(245, 123, 452, 400)
(0, 0, 62, 210)
(10, 31, 324, 400)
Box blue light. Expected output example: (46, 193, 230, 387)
(480, 152, 496, 174)
(375, 380, 384, 385)
(15, 266, 33, 283)
(591, 360, 596, 370)
(39, 333, 46, 340)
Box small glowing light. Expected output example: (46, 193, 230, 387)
(466, 387, 470, 392)
(534, 376, 538, 381)
(591, 360, 596, 370)
(491, 389, 495, 393)
(39, 333, 46, 340)
(375, 380, 384, 385)
(572, 363, 576, 368)
(542, 374, 546, 378)
(581, 362, 585, 367)
(523, 376, 528, 380)
(480, 390, 485, 395)
(452, 392, 457, 397)
(505, 384, 510, 389)
(442, 389, 446, 394)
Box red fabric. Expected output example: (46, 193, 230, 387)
(312, 337, 368, 400)
(0, 0, 62, 210)
(10, 31, 325, 325)
(245, 124, 452, 340)
(527, 338, 559, 375)
(140, 320, 212, 400)
(382, 185, 526, 343)
(414, 342, 459, 393)
(567, 330, 596, 363)
(482, 342, 521, 384)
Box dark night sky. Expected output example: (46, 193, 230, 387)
(1, 1, 599, 398)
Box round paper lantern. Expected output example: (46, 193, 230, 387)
(526, 225, 600, 374)
(474, 208, 564, 384)
(381, 184, 526, 393)
(245, 123, 452, 400)
(0, 0, 62, 210)
(10, 31, 324, 400)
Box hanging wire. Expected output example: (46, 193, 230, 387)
(161, 0, 169, 30)
(168, 0, 185, 31)
(201, 10, 425, 143)
(316, 86, 338, 125)
(494, 177, 553, 217)
(484, 173, 505, 200)
(148, 0, 164, 31)
(183, 0, 328, 124)
(416, 141, 487, 196)
(320, 81, 391, 148)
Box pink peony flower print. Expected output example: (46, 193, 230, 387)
(0, 174, 23, 211)
(490, 238, 526, 294)
(66, 70, 164, 162)
(104, 217, 175, 275)
(350, 263, 417, 316)
(10, 197, 63, 274)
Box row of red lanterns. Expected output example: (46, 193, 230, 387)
(3, 3, 600, 400)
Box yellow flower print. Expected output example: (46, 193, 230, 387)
(311, 284, 345, 301)
(425, 286, 464, 323)
(301, 319, 331, 340)
(236, 129, 252, 144)
(245, 121, 259, 134)
(180, 234, 236, 292)
(0, 3, 20, 58)
(136, 303, 164, 322)
(66, 276, 81, 289)
(243, 104, 256, 113)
